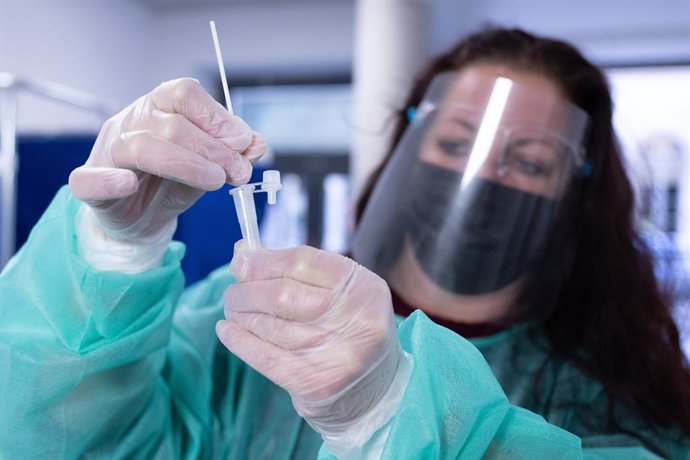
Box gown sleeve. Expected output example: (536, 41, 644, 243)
(313, 311, 579, 459)
(0, 186, 228, 459)
(320, 311, 678, 459)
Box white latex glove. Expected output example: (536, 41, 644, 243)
(217, 244, 404, 441)
(69, 78, 266, 270)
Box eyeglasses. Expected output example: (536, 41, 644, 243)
(416, 103, 586, 196)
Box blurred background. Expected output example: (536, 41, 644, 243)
(1, 0, 689, 332)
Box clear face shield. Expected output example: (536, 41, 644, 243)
(352, 71, 589, 318)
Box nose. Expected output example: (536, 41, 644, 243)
(472, 142, 505, 182)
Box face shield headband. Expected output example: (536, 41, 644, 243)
(352, 71, 589, 313)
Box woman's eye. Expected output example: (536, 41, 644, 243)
(515, 158, 550, 177)
(437, 138, 471, 156)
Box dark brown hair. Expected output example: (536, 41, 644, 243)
(355, 27, 690, 438)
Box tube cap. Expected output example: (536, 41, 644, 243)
(262, 170, 282, 204)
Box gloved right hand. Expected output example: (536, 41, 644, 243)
(69, 78, 266, 245)
(218, 244, 407, 448)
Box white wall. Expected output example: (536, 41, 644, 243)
(0, 0, 154, 134)
(149, 2, 355, 91)
(429, 0, 690, 65)
(0, 0, 355, 134)
(1, 0, 688, 134)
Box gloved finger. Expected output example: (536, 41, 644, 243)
(147, 109, 251, 185)
(109, 130, 227, 191)
(224, 278, 332, 322)
(231, 245, 357, 289)
(150, 78, 252, 145)
(337, 266, 395, 320)
(243, 132, 267, 163)
(216, 319, 294, 386)
(225, 312, 332, 350)
(216, 319, 358, 398)
(69, 166, 139, 202)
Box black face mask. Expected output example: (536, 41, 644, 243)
(403, 162, 556, 295)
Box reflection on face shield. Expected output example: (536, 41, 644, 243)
(404, 161, 555, 295)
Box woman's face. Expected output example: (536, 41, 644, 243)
(391, 64, 576, 324)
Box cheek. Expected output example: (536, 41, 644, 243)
(418, 134, 438, 162)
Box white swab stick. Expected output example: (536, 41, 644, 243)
(209, 20, 234, 115)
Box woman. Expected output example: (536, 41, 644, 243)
(351, 28, 690, 457)
(1, 28, 688, 459)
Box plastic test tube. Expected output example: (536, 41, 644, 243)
(230, 184, 262, 250)
(229, 170, 282, 251)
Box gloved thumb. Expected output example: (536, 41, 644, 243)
(230, 239, 250, 280)
(233, 239, 249, 254)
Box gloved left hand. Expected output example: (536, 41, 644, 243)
(217, 244, 403, 438)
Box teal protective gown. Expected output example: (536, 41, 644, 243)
(1, 187, 688, 459)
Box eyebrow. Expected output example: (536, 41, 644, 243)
(448, 117, 477, 133)
(511, 137, 561, 152)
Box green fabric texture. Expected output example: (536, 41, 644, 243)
(472, 327, 690, 459)
(0, 186, 688, 459)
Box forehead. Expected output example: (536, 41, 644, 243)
(436, 64, 575, 133)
